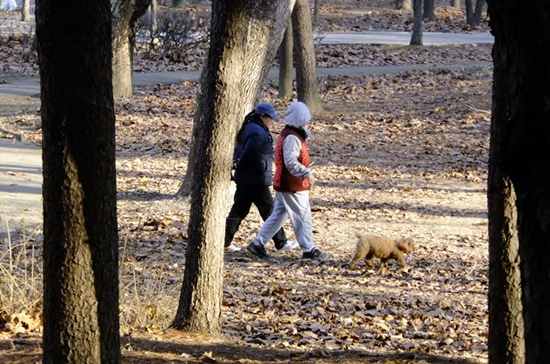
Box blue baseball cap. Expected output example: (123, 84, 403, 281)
(255, 102, 279, 121)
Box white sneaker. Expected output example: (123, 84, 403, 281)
(278, 240, 299, 252)
(225, 244, 241, 252)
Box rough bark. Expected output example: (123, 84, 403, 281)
(175, 0, 294, 199)
(36, 0, 120, 362)
(488, 32, 525, 364)
(112, 0, 152, 98)
(488, 0, 550, 361)
(278, 19, 293, 98)
(171, 0, 292, 333)
(292, 0, 323, 114)
(410, 0, 423, 45)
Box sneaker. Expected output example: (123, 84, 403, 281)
(277, 240, 299, 252)
(225, 244, 241, 252)
(301, 248, 329, 260)
(246, 242, 271, 259)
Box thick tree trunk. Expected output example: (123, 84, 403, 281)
(278, 19, 293, 98)
(175, 0, 294, 199)
(171, 0, 292, 334)
(112, 0, 151, 98)
(410, 0, 423, 45)
(292, 0, 322, 114)
(36, 0, 120, 363)
(488, 0, 550, 361)
(488, 33, 525, 364)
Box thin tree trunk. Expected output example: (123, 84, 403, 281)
(423, 0, 434, 19)
(171, 0, 292, 334)
(278, 19, 293, 98)
(410, 0, 423, 45)
(112, 0, 151, 98)
(466, 0, 474, 25)
(21, 0, 30, 22)
(472, 0, 485, 26)
(292, 0, 322, 114)
(148, 0, 158, 35)
(36, 0, 120, 362)
(313, 0, 320, 27)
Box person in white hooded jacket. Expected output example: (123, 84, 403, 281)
(247, 102, 329, 260)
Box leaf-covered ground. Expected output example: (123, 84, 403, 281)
(0, 1, 492, 363)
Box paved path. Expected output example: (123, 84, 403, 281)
(0, 31, 494, 237)
(0, 139, 42, 238)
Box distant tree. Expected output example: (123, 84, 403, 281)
(292, 0, 322, 114)
(410, 0, 423, 45)
(112, 0, 152, 98)
(396, 0, 413, 13)
(278, 19, 293, 98)
(313, 0, 320, 27)
(466, 0, 485, 26)
(171, 0, 291, 333)
(451, 0, 460, 8)
(487, 0, 550, 362)
(423, 0, 434, 19)
(36, 0, 120, 362)
(21, 0, 30, 22)
(148, 0, 158, 35)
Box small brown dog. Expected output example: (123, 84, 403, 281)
(350, 233, 414, 272)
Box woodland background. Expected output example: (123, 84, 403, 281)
(0, 0, 492, 363)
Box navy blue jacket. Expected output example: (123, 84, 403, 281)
(233, 116, 274, 187)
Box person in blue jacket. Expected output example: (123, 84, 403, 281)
(225, 102, 298, 252)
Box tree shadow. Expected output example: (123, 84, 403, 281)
(121, 333, 482, 363)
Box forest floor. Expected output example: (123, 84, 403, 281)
(0, 0, 493, 363)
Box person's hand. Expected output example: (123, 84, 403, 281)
(307, 175, 316, 187)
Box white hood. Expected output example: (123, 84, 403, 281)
(284, 102, 311, 128)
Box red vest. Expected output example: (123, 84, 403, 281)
(274, 128, 311, 192)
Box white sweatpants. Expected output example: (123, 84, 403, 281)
(253, 190, 314, 252)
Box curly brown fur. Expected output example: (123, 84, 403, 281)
(350, 233, 414, 272)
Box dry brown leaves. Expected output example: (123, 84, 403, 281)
(0, 3, 492, 363)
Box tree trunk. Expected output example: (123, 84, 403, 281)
(423, 0, 434, 19)
(278, 19, 293, 98)
(451, 0, 460, 8)
(148, 0, 158, 36)
(36, 0, 120, 363)
(472, 0, 485, 26)
(465, 0, 474, 25)
(171, 0, 292, 334)
(112, 0, 152, 98)
(313, 0, 320, 27)
(175, 0, 295, 199)
(488, 31, 525, 364)
(21, 0, 30, 22)
(410, 0, 423, 45)
(292, 0, 322, 114)
(396, 0, 413, 13)
(488, 0, 550, 361)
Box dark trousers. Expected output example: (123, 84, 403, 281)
(225, 184, 287, 249)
